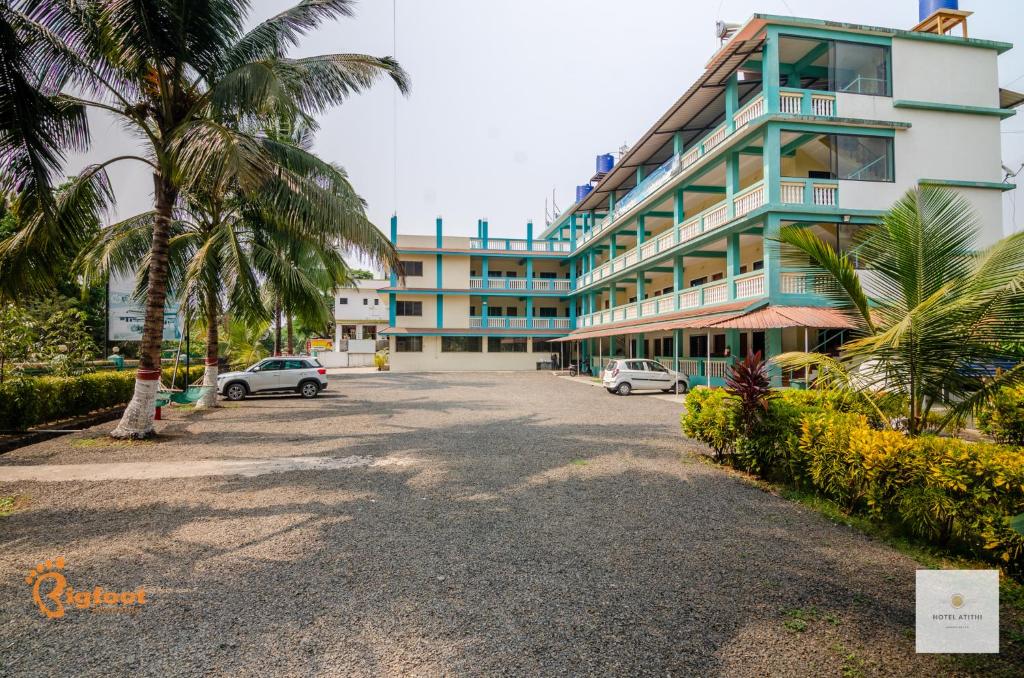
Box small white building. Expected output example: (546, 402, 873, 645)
(319, 280, 388, 367)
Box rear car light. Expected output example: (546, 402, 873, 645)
(317, 368, 326, 375)
(611, 368, 619, 377)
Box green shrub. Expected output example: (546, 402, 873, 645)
(680, 387, 739, 462)
(0, 366, 205, 431)
(979, 386, 1024, 446)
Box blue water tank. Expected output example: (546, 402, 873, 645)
(596, 153, 614, 174)
(919, 0, 957, 21)
(576, 184, 593, 202)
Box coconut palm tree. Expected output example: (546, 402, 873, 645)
(82, 140, 381, 409)
(774, 186, 1024, 435)
(1, 0, 407, 437)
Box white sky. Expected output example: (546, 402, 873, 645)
(75, 0, 1024, 259)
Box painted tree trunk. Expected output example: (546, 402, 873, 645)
(111, 174, 177, 439)
(195, 293, 219, 410)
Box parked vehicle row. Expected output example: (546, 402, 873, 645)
(602, 359, 688, 396)
(217, 356, 328, 401)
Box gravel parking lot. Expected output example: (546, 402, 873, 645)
(0, 372, 959, 676)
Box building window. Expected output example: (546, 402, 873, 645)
(538, 307, 557, 318)
(539, 272, 557, 279)
(363, 298, 368, 305)
(442, 336, 482, 352)
(338, 297, 348, 305)
(752, 260, 764, 271)
(374, 299, 380, 305)
(488, 337, 527, 353)
(506, 307, 518, 316)
(341, 325, 357, 339)
(489, 306, 503, 317)
(399, 260, 423, 277)
(395, 301, 422, 316)
(831, 134, 893, 182)
(364, 326, 377, 340)
(532, 338, 555, 353)
(395, 336, 422, 352)
(777, 35, 891, 97)
(690, 276, 708, 287)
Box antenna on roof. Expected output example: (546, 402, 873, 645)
(544, 196, 551, 226)
(551, 188, 561, 218)
(618, 141, 630, 160)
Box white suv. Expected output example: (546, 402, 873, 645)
(602, 359, 688, 396)
(217, 356, 328, 401)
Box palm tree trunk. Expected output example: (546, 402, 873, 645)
(274, 296, 282, 356)
(286, 302, 294, 355)
(111, 174, 176, 438)
(195, 283, 219, 409)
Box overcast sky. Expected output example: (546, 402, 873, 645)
(76, 0, 1024, 258)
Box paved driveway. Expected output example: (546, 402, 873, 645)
(0, 373, 957, 676)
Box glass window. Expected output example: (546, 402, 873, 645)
(648, 361, 669, 373)
(395, 301, 422, 316)
(284, 360, 306, 370)
(506, 307, 518, 317)
(260, 360, 284, 371)
(532, 338, 556, 353)
(488, 337, 527, 353)
(626, 361, 646, 371)
(363, 298, 368, 305)
(399, 261, 423, 277)
(834, 41, 890, 96)
(538, 307, 557, 318)
(442, 336, 482, 352)
(395, 336, 422, 352)
(834, 134, 892, 181)
(338, 297, 348, 305)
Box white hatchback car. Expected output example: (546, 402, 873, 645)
(602, 359, 689, 396)
(217, 356, 328, 401)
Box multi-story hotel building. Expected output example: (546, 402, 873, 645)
(382, 10, 1020, 382)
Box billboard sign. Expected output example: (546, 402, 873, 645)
(108, 273, 183, 342)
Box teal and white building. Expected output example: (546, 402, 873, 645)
(382, 10, 1020, 381)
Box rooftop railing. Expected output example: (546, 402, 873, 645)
(469, 238, 571, 253)
(468, 277, 572, 291)
(468, 316, 571, 329)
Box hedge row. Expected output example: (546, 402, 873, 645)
(0, 365, 206, 431)
(979, 385, 1024, 447)
(682, 388, 1024, 570)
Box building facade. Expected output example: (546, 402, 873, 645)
(382, 11, 1019, 380)
(334, 279, 389, 345)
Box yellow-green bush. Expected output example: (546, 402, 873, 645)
(979, 385, 1024, 446)
(0, 365, 205, 431)
(681, 387, 1024, 569)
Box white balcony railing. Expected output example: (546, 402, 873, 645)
(469, 238, 571, 252)
(468, 277, 572, 291)
(733, 96, 766, 129)
(734, 272, 765, 299)
(469, 316, 569, 329)
(732, 183, 765, 218)
(780, 179, 839, 207)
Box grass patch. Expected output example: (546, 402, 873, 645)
(0, 495, 27, 516)
(569, 458, 588, 466)
(70, 436, 154, 448)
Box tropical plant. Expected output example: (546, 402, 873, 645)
(0, 303, 34, 383)
(0, 0, 407, 437)
(978, 385, 1024, 447)
(773, 187, 1024, 435)
(725, 351, 772, 432)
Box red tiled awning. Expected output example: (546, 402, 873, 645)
(703, 306, 859, 330)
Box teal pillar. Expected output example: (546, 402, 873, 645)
(673, 329, 682, 373)
(482, 219, 489, 249)
(764, 214, 782, 301)
(726, 233, 740, 300)
(763, 123, 781, 205)
(726, 150, 739, 219)
(725, 72, 738, 132)
(570, 214, 578, 250)
(673, 131, 684, 156)
(526, 296, 534, 329)
(610, 233, 618, 258)
(435, 216, 443, 248)
(636, 272, 645, 312)
(763, 28, 781, 114)
(569, 258, 577, 328)
(767, 328, 783, 387)
(673, 188, 684, 231)
(726, 329, 740, 359)
(526, 220, 533, 250)
(436, 294, 443, 327)
(637, 215, 646, 247)
(526, 257, 534, 289)
(636, 333, 645, 358)
(636, 166, 646, 184)
(673, 255, 684, 310)
(389, 214, 398, 326)
(482, 296, 489, 329)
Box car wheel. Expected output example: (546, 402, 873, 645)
(225, 383, 247, 401)
(605, 388, 616, 394)
(299, 381, 320, 398)
(616, 382, 632, 396)
(678, 380, 689, 394)
(664, 381, 689, 394)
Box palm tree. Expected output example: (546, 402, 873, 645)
(774, 186, 1024, 435)
(1, 0, 407, 437)
(82, 139, 386, 409)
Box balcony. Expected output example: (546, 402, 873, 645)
(779, 178, 839, 207)
(469, 238, 570, 253)
(468, 316, 572, 329)
(469, 277, 572, 291)
(580, 273, 764, 329)
(579, 181, 767, 289)
(575, 90, 837, 252)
